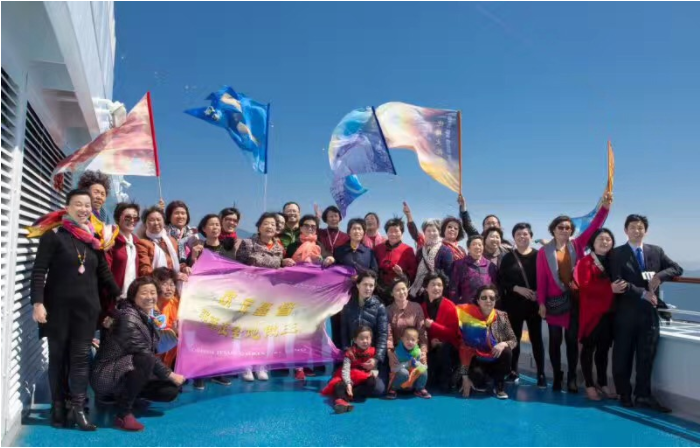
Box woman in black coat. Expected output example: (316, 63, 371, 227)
(92, 276, 185, 431)
(30, 189, 121, 430)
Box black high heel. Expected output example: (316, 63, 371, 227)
(567, 372, 579, 394)
(50, 401, 66, 428)
(68, 407, 97, 431)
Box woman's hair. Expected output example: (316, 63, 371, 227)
(219, 207, 241, 222)
(353, 325, 373, 340)
(548, 215, 575, 237)
(141, 206, 166, 225)
(65, 188, 91, 206)
(198, 214, 221, 236)
(256, 212, 280, 229)
(126, 276, 160, 304)
(482, 214, 501, 228)
(421, 218, 442, 233)
(440, 216, 465, 241)
(355, 270, 378, 285)
(322, 205, 342, 223)
(299, 214, 319, 228)
(511, 222, 533, 238)
(467, 235, 484, 248)
(474, 284, 500, 303)
(390, 274, 410, 294)
(346, 218, 366, 234)
(152, 267, 179, 286)
(587, 227, 616, 252)
(384, 217, 405, 234)
(113, 202, 140, 224)
(364, 212, 380, 227)
(422, 271, 449, 290)
(482, 226, 504, 241)
(77, 170, 110, 196)
(165, 200, 191, 226)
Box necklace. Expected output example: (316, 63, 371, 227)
(72, 239, 87, 274)
(326, 228, 340, 250)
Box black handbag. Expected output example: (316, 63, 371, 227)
(545, 291, 572, 316)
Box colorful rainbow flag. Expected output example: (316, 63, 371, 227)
(456, 303, 498, 361)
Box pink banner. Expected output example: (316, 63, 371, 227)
(175, 250, 354, 378)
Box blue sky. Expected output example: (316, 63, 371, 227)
(113, 2, 700, 267)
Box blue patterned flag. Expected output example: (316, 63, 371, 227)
(328, 107, 395, 216)
(185, 86, 269, 174)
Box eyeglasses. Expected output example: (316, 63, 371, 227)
(302, 224, 317, 231)
(478, 296, 497, 302)
(123, 215, 140, 223)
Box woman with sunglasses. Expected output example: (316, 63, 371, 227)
(537, 192, 612, 393)
(101, 202, 143, 333)
(458, 285, 517, 400)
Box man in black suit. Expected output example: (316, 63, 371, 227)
(611, 214, 683, 412)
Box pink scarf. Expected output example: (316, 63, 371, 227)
(292, 233, 322, 263)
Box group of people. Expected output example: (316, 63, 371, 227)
(30, 170, 683, 431)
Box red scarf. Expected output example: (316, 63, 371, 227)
(443, 240, 466, 261)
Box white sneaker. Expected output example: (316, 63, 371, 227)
(242, 368, 255, 382)
(256, 367, 269, 381)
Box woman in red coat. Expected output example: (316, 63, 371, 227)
(420, 272, 460, 393)
(374, 218, 417, 304)
(574, 228, 627, 401)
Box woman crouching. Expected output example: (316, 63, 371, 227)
(92, 277, 186, 431)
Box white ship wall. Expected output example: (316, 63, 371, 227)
(0, 2, 115, 443)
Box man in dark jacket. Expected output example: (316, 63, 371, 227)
(611, 214, 683, 412)
(340, 292, 388, 395)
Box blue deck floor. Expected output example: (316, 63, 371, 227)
(15, 374, 700, 447)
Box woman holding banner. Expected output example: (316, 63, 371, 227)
(188, 214, 237, 265)
(340, 271, 389, 396)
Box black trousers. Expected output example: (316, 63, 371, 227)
(333, 376, 377, 401)
(547, 303, 579, 375)
(48, 337, 92, 407)
(580, 313, 614, 388)
(468, 347, 512, 388)
(613, 301, 659, 398)
(117, 353, 179, 416)
(330, 313, 342, 348)
(505, 299, 545, 375)
(426, 342, 457, 391)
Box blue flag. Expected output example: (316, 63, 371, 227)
(185, 86, 269, 174)
(570, 200, 601, 237)
(328, 107, 395, 215)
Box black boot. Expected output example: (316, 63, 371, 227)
(68, 406, 97, 431)
(50, 401, 66, 428)
(553, 371, 564, 392)
(567, 372, 579, 394)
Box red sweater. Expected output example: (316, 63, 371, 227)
(374, 241, 417, 286)
(574, 254, 615, 340)
(101, 233, 140, 325)
(318, 228, 350, 255)
(421, 297, 461, 348)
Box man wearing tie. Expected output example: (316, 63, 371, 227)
(611, 214, 683, 412)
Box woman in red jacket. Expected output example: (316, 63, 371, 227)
(374, 218, 417, 304)
(420, 272, 460, 393)
(574, 228, 627, 401)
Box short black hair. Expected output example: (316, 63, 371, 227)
(474, 284, 500, 304)
(126, 276, 160, 304)
(440, 216, 465, 241)
(346, 218, 367, 234)
(256, 212, 280, 229)
(384, 217, 405, 234)
(548, 215, 576, 237)
(364, 212, 380, 227)
(353, 325, 373, 340)
(114, 202, 140, 224)
(587, 227, 616, 252)
(511, 222, 533, 238)
(390, 274, 410, 294)
(625, 214, 649, 231)
(219, 207, 241, 221)
(355, 270, 378, 284)
(322, 206, 342, 223)
(165, 200, 191, 226)
(282, 202, 300, 213)
(142, 205, 166, 224)
(77, 170, 110, 196)
(198, 214, 221, 236)
(467, 235, 484, 248)
(482, 226, 504, 240)
(401, 326, 419, 338)
(482, 214, 500, 228)
(152, 267, 179, 285)
(65, 188, 92, 206)
(299, 214, 319, 228)
(423, 271, 449, 290)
